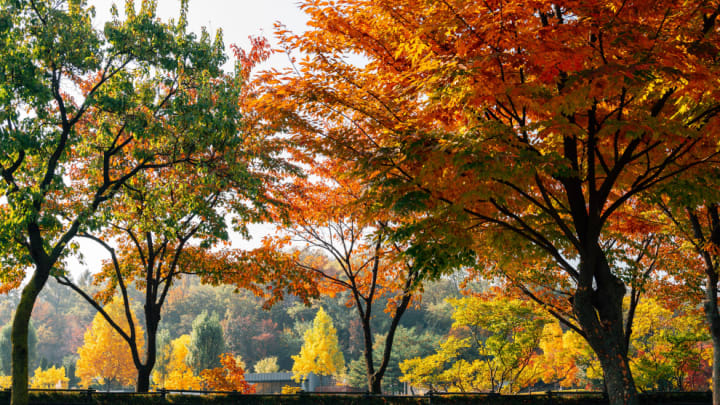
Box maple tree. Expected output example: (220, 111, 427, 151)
(199, 353, 256, 393)
(291, 307, 345, 383)
(252, 0, 720, 403)
(75, 298, 143, 389)
(651, 166, 720, 402)
(255, 161, 471, 393)
(538, 322, 601, 390)
(629, 298, 710, 392)
(0, 0, 248, 402)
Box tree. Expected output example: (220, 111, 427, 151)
(292, 307, 345, 382)
(187, 312, 225, 375)
(153, 334, 202, 390)
(400, 295, 548, 393)
(629, 298, 710, 392)
(51, 30, 294, 391)
(199, 353, 256, 393)
(29, 366, 68, 389)
(0, 0, 243, 402)
(256, 162, 471, 393)
(253, 1, 720, 403)
(150, 329, 172, 389)
(75, 298, 143, 389)
(347, 326, 439, 393)
(0, 323, 36, 375)
(652, 167, 720, 402)
(254, 357, 280, 373)
(538, 322, 601, 390)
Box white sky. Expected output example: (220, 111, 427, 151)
(71, 0, 309, 276)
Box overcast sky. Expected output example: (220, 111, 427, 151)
(90, 0, 309, 70)
(70, 0, 309, 276)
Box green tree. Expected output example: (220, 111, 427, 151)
(150, 329, 171, 388)
(0, 0, 239, 402)
(0, 323, 36, 375)
(400, 296, 549, 393)
(186, 312, 225, 374)
(292, 307, 345, 382)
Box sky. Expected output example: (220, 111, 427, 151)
(70, 0, 310, 276)
(90, 0, 309, 70)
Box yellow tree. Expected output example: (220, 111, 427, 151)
(29, 366, 69, 389)
(292, 307, 345, 382)
(155, 334, 202, 390)
(76, 299, 143, 388)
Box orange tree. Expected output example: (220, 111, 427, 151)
(652, 166, 720, 402)
(251, 1, 720, 403)
(253, 161, 473, 393)
(0, 0, 248, 403)
(199, 353, 255, 393)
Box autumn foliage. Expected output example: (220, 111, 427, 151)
(199, 353, 256, 393)
(75, 300, 143, 389)
(248, 0, 720, 403)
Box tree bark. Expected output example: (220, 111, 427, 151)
(136, 305, 160, 393)
(11, 265, 51, 405)
(136, 365, 152, 393)
(574, 250, 638, 405)
(359, 316, 379, 393)
(704, 269, 720, 405)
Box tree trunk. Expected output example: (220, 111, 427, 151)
(369, 374, 382, 394)
(136, 365, 151, 393)
(11, 265, 51, 405)
(360, 316, 379, 394)
(136, 307, 159, 393)
(574, 251, 638, 405)
(704, 271, 720, 405)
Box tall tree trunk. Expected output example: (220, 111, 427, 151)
(136, 307, 159, 393)
(11, 265, 51, 405)
(574, 251, 638, 405)
(360, 316, 379, 393)
(704, 271, 720, 405)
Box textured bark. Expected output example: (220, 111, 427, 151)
(573, 247, 638, 405)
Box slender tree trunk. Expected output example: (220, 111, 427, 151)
(373, 291, 412, 394)
(11, 265, 51, 405)
(136, 307, 159, 393)
(359, 316, 379, 393)
(574, 251, 638, 405)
